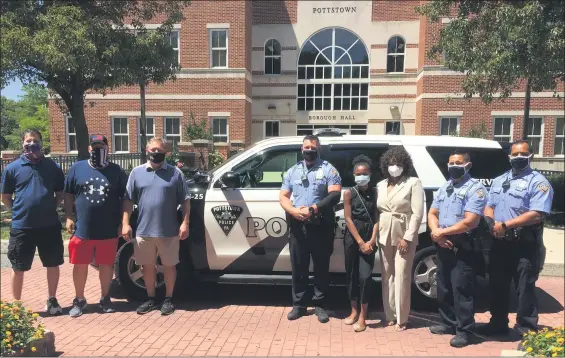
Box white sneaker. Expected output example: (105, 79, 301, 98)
(45, 297, 63, 315)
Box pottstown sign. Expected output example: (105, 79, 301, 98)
(313, 7, 357, 14)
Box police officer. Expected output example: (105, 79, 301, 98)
(427, 149, 487, 348)
(279, 134, 342, 323)
(478, 140, 553, 337)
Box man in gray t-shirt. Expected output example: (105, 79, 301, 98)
(122, 137, 190, 315)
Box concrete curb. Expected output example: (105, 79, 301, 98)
(1, 240, 563, 277)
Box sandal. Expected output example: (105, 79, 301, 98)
(344, 315, 359, 325)
(394, 323, 407, 332)
(354, 322, 367, 332)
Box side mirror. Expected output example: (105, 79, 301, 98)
(220, 171, 240, 189)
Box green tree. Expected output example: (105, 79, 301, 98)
(1, 1, 187, 159)
(417, 0, 565, 139)
(465, 121, 489, 139)
(0, 96, 17, 149)
(185, 112, 212, 142)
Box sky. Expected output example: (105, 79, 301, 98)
(1, 78, 24, 101)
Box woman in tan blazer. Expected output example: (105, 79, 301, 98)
(376, 146, 424, 331)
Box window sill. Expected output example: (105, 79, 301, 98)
(213, 142, 229, 147)
(210, 66, 229, 70)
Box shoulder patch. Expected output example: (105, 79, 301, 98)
(330, 168, 338, 175)
(537, 183, 550, 193)
(475, 188, 485, 199)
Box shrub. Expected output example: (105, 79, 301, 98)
(0, 300, 45, 356)
(207, 150, 225, 169)
(520, 326, 565, 357)
(547, 173, 564, 212)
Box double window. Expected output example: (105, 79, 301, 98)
(387, 36, 405, 73)
(297, 28, 370, 112)
(112, 117, 129, 153)
(493, 117, 512, 142)
(525, 117, 543, 155)
(386, 121, 401, 135)
(265, 121, 280, 138)
(264, 39, 281, 75)
(439, 117, 459, 136)
(555, 117, 564, 156)
(164, 117, 181, 147)
(210, 29, 228, 68)
(212, 117, 228, 143)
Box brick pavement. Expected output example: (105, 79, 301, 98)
(1, 262, 563, 357)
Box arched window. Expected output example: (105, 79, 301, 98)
(264, 39, 281, 75)
(297, 28, 369, 111)
(387, 36, 405, 73)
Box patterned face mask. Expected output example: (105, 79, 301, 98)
(90, 147, 109, 168)
(22, 141, 43, 162)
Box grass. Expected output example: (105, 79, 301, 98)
(1, 209, 72, 241)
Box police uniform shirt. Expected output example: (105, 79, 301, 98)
(431, 173, 487, 229)
(281, 158, 341, 207)
(487, 167, 553, 223)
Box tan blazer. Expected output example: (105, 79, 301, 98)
(376, 176, 425, 246)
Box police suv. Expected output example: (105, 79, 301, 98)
(113, 130, 511, 305)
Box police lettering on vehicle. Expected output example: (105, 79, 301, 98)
(246, 217, 288, 238)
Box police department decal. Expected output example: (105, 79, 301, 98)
(212, 205, 243, 236)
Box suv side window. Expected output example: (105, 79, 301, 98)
(226, 145, 302, 189)
(322, 144, 390, 188)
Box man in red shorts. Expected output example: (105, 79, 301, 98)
(64, 135, 128, 317)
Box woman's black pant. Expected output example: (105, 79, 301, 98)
(344, 234, 375, 304)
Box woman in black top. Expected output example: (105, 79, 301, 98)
(343, 155, 379, 332)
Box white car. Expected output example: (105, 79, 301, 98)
(113, 131, 511, 305)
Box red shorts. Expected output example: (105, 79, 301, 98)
(68, 236, 119, 265)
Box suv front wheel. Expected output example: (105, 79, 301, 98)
(411, 246, 438, 309)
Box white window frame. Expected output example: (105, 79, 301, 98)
(111, 117, 130, 153)
(493, 117, 514, 143)
(264, 120, 280, 138)
(137, 117, 155, 150)
(386, 35, 406, 73)
(554, 117, 565, 157)
(212, 117, 229, 143)
(525, 117, 544, 155)
(65, 115, 78, 153)
(439, 117, 460, 136)
(167, 30, 180, 64)
(164, 117, 182, 147)
(209, 29, 228, 68)
(385, 121, 401, 135)
(264, 39, 282, 75)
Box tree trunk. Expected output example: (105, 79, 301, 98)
(522, 78, 532, 140)
(139, 81, 147, 162)
(70, 92, 89, 160)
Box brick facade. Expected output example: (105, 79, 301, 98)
(48, 0, 565, 161)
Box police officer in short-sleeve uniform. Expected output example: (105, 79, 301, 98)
(279, 134, 342, 323)
(427, 149, 487, 348)
(478, 140, 553, 337)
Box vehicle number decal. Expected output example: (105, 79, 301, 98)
(189, 193, 204, 200)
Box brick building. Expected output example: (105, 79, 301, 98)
(48, 0, 565, 169)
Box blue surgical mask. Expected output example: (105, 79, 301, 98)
(355, 175, 371, 186)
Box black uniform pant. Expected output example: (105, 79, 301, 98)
(488, 238, 540, 334)
(436, 244, 476, 335)
(289, 219, 334, 309)
(344, 235, 375, 304)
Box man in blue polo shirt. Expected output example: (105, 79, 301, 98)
(64, 135, 128, 317)
(1, 129, 65, 315)
(122, 137, 190, 316)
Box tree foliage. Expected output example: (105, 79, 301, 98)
(185, 112, 213, 142)
(465, 121, 489, 139)
(1, 0, 188, 158)
(416, 0, 565, 138)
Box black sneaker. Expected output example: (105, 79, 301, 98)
(287, 307, 307, 321)
(46, 297, 63, 316)
(314, 307, 329, 323)
(161, 297, 175, 316)
(450, 334, 471, 348)
(99, 296, 115, 313)
(69, 298, 86, 318)
(136, 299, 157, 315)
(429, 325, 456, 335)
(475, 323, 510, 337)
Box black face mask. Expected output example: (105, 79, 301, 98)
(302, 149, 319, 162)
(148, 152, 166, 164)
(510, 156, 530, 172)
(447, 164, 468, 180)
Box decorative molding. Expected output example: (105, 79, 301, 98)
(252, 95, 295, 100)
(370, 94, 417, 99)
(176, 68, 252, 81)
(252, 70, 297, 76)
(50, 94, 251, 103)
(252, 83, 296, 88)
(437, 111, 463, 117)
(416, 92, 565, 101)
(123, 24, 181, 29)
(207, 23, 230, 29)
(492, 110, 565, 116)
(108, 111, 183, 117)
(208, 112, 231, 117)
(371, 44, 418, 49)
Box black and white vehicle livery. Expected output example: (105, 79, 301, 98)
(113, 130, 511, 305)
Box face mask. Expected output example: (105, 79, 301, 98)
(148, 152, 166, 164)
(90, 147, 108, 169)
(510, 154, 532, 171)
(448, 163, 469, 179)
(22, 142, 42, 161)
(388, 165, 403, 178)
(355, 175, 371, 186)
(302, 149, 319, 162)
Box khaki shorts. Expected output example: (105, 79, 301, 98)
(133, 236, 180, 266)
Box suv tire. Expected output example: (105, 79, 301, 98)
(411, 246, 438, 310)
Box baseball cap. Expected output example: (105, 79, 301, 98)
(90, 134, 108, 146)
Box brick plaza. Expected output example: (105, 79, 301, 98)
(1, 261, 563, 356)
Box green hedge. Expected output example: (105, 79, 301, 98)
(547, 173, 564, 212)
